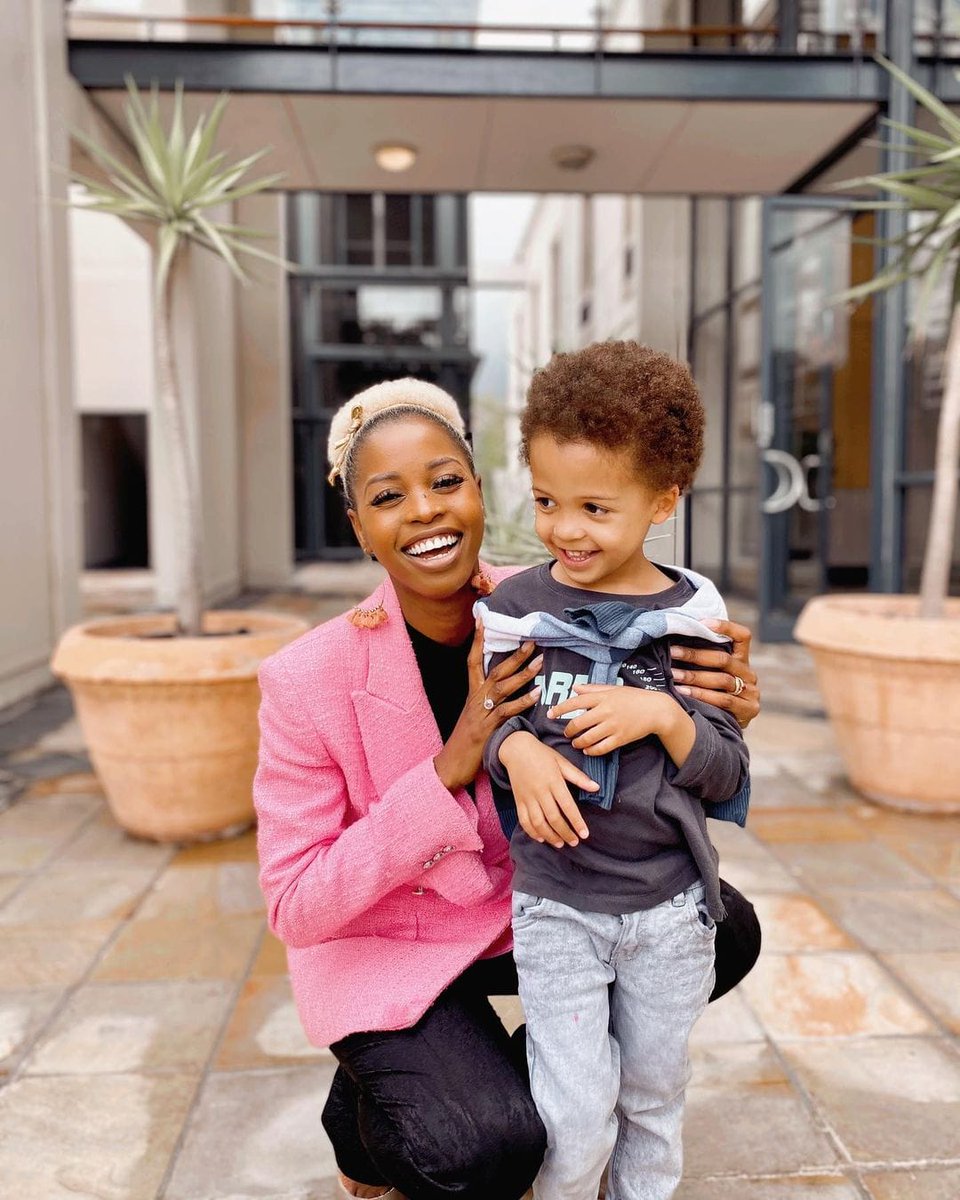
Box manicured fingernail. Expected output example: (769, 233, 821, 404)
(530, 686, 542, 698)
(677, 685, 692, 695)
(532, 655, 544, 668)
(703, 618, 720, 629)
(672, 669, 687, 682)
(547, 707, 556, 719)
(669, 645, 682, 657)
(578, 828, 589, 838)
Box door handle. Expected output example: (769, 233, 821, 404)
(760, 449, 805, 514)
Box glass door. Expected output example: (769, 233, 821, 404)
(759, 197, 875, 641)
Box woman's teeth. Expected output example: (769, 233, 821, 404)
(404, 534, 461, 558)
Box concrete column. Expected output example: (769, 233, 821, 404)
(236, 194, 294, 589)
(0, 0, 81, 708)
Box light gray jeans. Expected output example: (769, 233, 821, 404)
(511, 883, 716, 1200)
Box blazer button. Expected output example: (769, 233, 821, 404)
(441, 845, 453, 853)
(422, 860, 435, 870)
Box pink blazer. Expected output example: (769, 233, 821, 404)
(254, 564, 518, 1047)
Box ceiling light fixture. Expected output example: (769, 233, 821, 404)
(551, 144, 595, 170)
(373, 142, 418, 172)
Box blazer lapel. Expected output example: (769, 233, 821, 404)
(351, 579, 447, 804)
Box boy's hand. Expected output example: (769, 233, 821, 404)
(549, 685, 695, 766)
(498, 731, 597, 849)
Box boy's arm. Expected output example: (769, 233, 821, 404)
(665, 696, 749, 807)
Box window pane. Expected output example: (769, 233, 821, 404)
(345, 194, 374, 265)
(689, 491, 723, 580)
(385, 194, 412, 266)
(902, 486, 960, 593)
(316, 286, 454, 349)
(420, 196, 436, 267)
(691, 309, 727, 490)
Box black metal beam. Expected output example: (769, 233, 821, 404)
(68, 40, 904, 102)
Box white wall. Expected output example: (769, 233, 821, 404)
(0, 0, 81, 709)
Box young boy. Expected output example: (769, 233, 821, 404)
(475, 341, 749, 1200)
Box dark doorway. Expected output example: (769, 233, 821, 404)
(81, 413, 149, 568)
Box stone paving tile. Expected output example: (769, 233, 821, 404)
(0, 1071, 197, 1200)
(0, 873, 25, 904)
(690, 988, 766, 1046)
(0, 864, 159, 926)
(92, 915, 264, 983)
(819, 888, 960, 953)
(856, 811, 960, 888)
(56, 807, 176, 869)
(783, 1036, 960, 1163)
(249, 931, 289, 977)
(0, 986, 64, 1076)
(745, 769, 844, 811)
(0, 920, 119, 988)
(740, 951, 933, 1041)
(164, 1064, 340, 1200)
(748, 809, 871, 844)
(168, 828, 259, 867)
(710, 822, 803, 891)
(880, 951, 960, 1033)
(776, 841, 933, 892)
(748, 894, 853, 953)
(0, 838, 58, 872)
(675, 1177, 863, 1200)
(214, 976, 331, 1071)
(23, 771, 101, 796)
(861, 1166, 960, 1199)
(0, 792, 100, 838)
(137, 861, 265, 921)
(24, 980, 234, 1075)
(684, 1044, 839, 1177)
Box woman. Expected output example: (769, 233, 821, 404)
(254, 379, 761, 1200)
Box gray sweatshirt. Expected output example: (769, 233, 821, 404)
(482, 563, 749, 920)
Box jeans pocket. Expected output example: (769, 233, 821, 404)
(687, 884, 716, 938)
(512, 891, 547, 925)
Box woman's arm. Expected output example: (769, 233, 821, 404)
(670, 618, 761, 729)
(255, 636, 543, 949)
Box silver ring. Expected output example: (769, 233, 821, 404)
(483, 696, 496, 711)
(732, 675, 745, 697)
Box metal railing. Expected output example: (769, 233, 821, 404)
(64, 4, 893, 57)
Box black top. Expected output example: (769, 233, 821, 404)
(405, 621, 472, 746)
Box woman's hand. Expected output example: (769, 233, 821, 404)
(498, 731, 598, 849)
(670, 618, 761, 729)
(433, 624, 543, 793)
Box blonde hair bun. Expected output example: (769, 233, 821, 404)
(326, 378, 465, 472)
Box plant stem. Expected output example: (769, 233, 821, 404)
(919, 303, 960, 618)
(155, 245, 204, 635)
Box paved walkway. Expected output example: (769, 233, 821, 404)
(1, 573, 958, 1199)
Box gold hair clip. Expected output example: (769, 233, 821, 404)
(327, 404, 365, 486)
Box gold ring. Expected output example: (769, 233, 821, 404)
(732, 675, 745, 697)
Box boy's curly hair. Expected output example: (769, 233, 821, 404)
(520, 341, 704, 494)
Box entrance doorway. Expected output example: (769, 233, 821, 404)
(759, 197, 875, 641)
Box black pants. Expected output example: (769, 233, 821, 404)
(322, 879, 760, 1200)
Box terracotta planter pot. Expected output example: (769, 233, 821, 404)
(794, 594, 960, 814)
(52, 610, 310, 841)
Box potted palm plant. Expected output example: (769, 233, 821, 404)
(53, 81, 308, 841)
(795, 58, 960, 813)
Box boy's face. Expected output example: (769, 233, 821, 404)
(527, 434, 679, 593)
